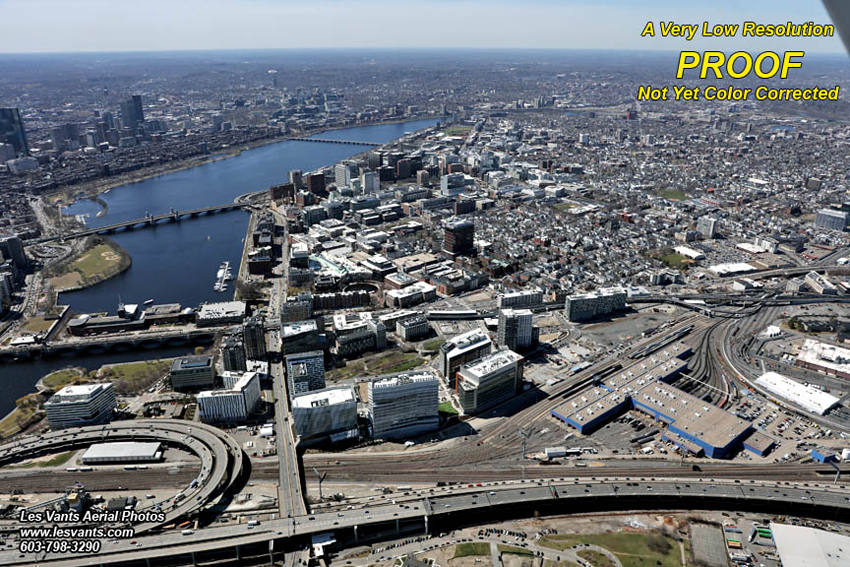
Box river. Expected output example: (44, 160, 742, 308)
(1, 118, 440, 416)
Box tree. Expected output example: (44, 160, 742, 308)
(646, 534, 672, 554)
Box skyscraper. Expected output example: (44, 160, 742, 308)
(120, 95, 145, 131)
(497, 308, 533, 351)
(221, 334, 247, 372)
(285, 351, 326, 397)
(0, 108, 28, 156)
(242, 316, 267, 360)
(443, 218, 475, 257)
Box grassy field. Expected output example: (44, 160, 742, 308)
(18, 450, 75, 468)
(453, 542, 490, 558)
(327, 360, 367, 382)
(554, 202, 579, 211)
(42, 368, 85, 390)
(106, 359, 173, 383)
(50, 240, 129, 291)
(659, 252, 690, 269)
(577, 550, 615, 567)
(0, 405, 37, 439)
(544, 561, 579, 567)
(498, 544, 534, 557)
(656, 189, 688, 201)
(540, 533, 679, 567)
(421, 338, 446, 352)
(439, 125, 472, 137)
(19, 316, 55, 334)
(372, 352, 425, 374)
(438, 401, 459, 415)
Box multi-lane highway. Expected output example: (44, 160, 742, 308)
(4, 476, 850, 566)
(0, 420, 243, 533)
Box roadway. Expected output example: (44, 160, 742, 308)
(0, 420, 243, 533)
(4, 476, 850, 566)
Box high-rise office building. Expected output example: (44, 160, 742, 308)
(285, 351, 326, 396)
(443, 218, 475, 256)
(697, 216, 717, 239)
(456, 349, 524, 415)
(292, 386, 358, 441)
(288, 169, 303, 188)
(334, 162, 358, 188)
(120, 95, 144, 131)
(242, 316, 266, 360)
(368, 371, 439, 439)
(220, 334, 247, 372)
(44, 383, 116, 430)
(440, 328, 492, 390)
(360, 171, 380, 194)
(197, 372, 262, 424)
(565, 287, 627, 323)
(497, 308, 533, 351)
(0, 108, 28, 156)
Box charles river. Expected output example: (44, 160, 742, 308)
(0, 118, 440, 415)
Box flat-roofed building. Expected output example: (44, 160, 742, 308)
(397, 315, 430, 341)
(196, 301, 246, 327)
(564, 286, 627, 323)
(292, 386, 358, 441)
(439, 328, 492, 389)
(197, 372, 262, 424)
(456, 349, 523, 414)
(804, 271, 838, 295)
(497, 308, 533, 351)
(815, 208, 849, 231)
(756, 372, 840, 415)
(368, 371, 439, 439)
(44, 383, 116, 430)
(497, 289, 543, 308)
(81, 442, 162, 464)
(795, 338, 850, 380)
(170, 355, 215, 390)
(282, 320, 320, 355)
(285, 351, 326, 396)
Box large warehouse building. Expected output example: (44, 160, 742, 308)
(81, 442, 162, 464)
(795, 338, 850, 380)
(755, 372, 840, 416)
(551, 342, 764, 459)
(770, 523, 849, 567)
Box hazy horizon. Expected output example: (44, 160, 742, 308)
(0, 0, 843, 55)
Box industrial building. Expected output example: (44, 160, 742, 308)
(197, 372, 262, 424)
(795, 339, 850, 380)
(81, 442, 163, 464)
(564, 287, 627, 323)
(285, 351, 327, 396)
(815, 208, 849, 231)
(756, 372, 840, 416)
(456, 349, 524, 414)
(170, 355, 215, 390)
(551, 342, 762, 459)
(496, 308, 534, 351)
(44, 383, 116, 430)
(439, 328, 493, 389)
(368, 371, 440, 439)
(291, 386, 358, 442)
(804, 271, 838, 295)
(770, 523, 850, 567)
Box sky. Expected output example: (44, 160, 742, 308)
(0, 0, 844, 54)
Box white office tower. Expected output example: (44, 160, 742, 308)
(497, 308, 533, 351)
(360, 171, 380, 194)
(44, 383, 116, 430)
(292, 386, 358, 442)
(457, 349, 524, 414)
(197, 372, 262, 424)
(368, 371, 439, 439)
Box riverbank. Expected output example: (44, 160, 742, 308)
(45, 115, 443, 205)
(45, 236, 132, 293)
